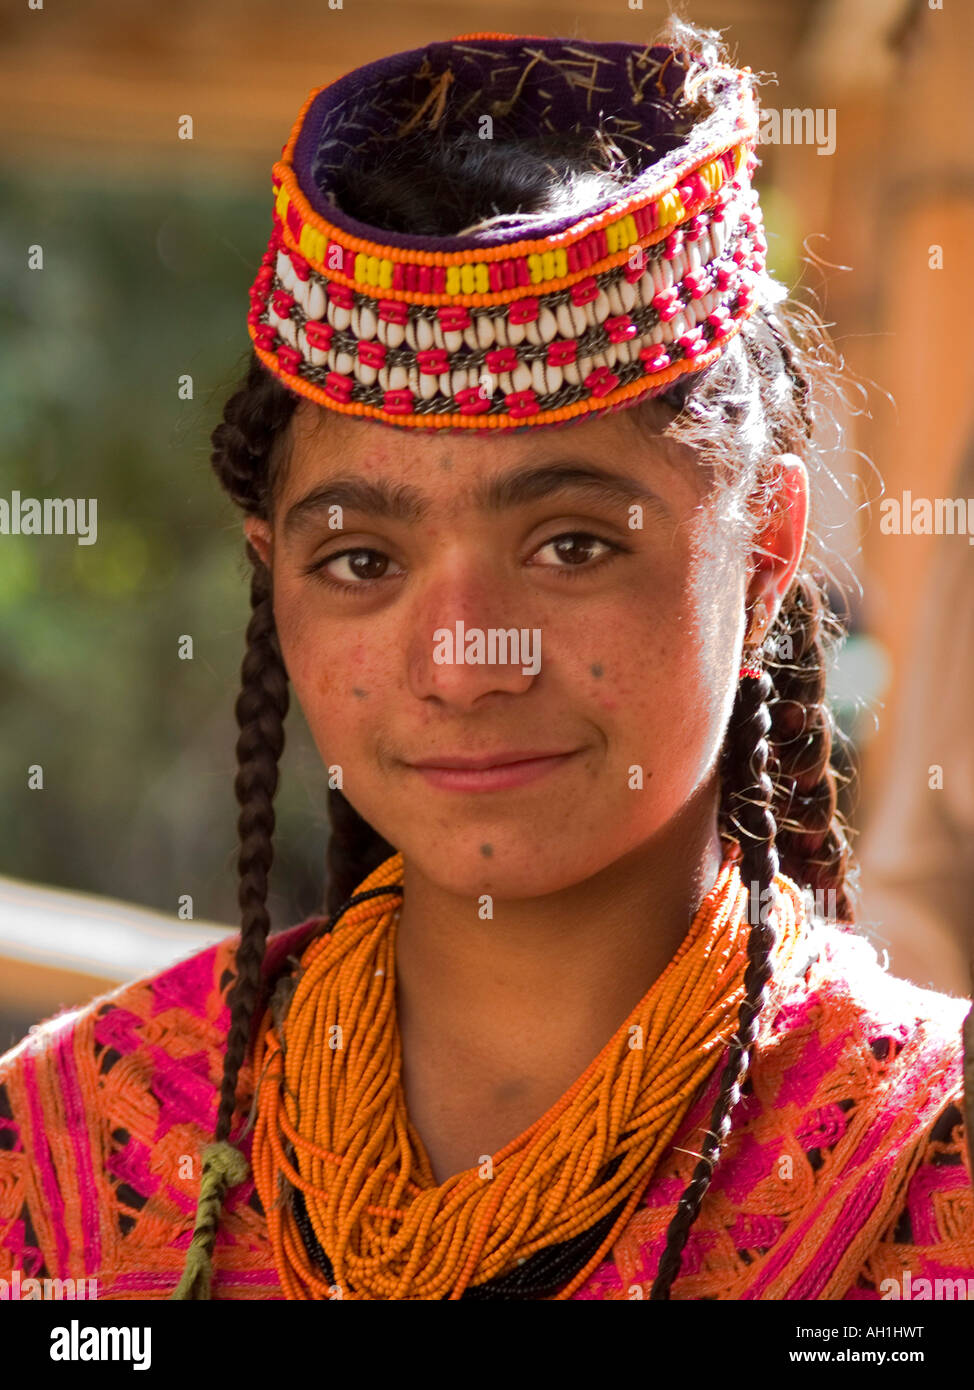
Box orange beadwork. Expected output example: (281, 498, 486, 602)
(251, 850, 805, 1300)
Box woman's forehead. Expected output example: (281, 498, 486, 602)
(281, 395, 704, 510)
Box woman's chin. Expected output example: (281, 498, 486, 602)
(399, 843, 606, 902)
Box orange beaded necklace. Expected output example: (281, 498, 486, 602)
(251, 850, 805, 1300)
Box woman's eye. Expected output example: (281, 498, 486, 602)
(303, 532, 624, 592)
(303, 547, 401, 590)
(530, 533, 620, 573)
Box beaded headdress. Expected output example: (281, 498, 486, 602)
(247, 31, 773, 432)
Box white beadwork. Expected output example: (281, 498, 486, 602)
(537, 307, 559, 341)
(276, 251, 294, 290)
(306, 281, 327, 320)
(511, 361, 533, 393)
(379, 318, 406, 348)
(562, 356, 581, 386)
(507, 318, 527, 347)
(544, 363, 564, 394)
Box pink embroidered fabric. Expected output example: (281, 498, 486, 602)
(1, 906, 971, 1299)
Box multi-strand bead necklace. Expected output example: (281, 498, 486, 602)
(251, 851, 803, 1299)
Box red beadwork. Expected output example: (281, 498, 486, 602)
(328, 282, 355, 310)
(305, 321, 335, 351)
(358, 340, 387, 368)
(324, 372, 354, 403)
(271, 289, 295, 318)
(605, 315, 636, 343)
(485, 347, 518, 373)
(506, 388, 540, 418)
(509, 296, 539, 325)
(378, 299, 409, 325)
(678, 329, 707, 359)
(570, 277, 599, 307)
(547, 340, 577, 366)
(585, 366, 620, 397)
(653, 288, 681, 322)
(416, 348, 449, 375)
(438, 306, 471, 331)
(640, 344, 671, 373)
(456, 386, 492, 414)
(277, 344, 303, 375)
(682, 271, 706, 300)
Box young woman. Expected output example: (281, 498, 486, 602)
(2, 19, 972, 1302)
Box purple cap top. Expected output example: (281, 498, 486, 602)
(290, 36, 752, 253)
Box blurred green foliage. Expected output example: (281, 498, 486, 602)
(0, 169, 330, 931)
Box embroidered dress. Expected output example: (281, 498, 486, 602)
(2, 860, 971, 1300)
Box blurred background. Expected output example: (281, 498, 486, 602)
(1, 0, 972, 1048)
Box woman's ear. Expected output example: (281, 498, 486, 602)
(243, 516, 273, 571)
(744, 453, 809, 641)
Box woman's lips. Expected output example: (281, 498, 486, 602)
(409, 751, 581, 792)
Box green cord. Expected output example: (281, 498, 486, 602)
(170, 1141, 251, 1300)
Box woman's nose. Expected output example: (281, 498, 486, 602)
(406, 564, 542, 705)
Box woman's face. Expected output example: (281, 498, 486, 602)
(245, 398, 806, 899)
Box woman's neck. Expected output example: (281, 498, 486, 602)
(393, 779, 726, 1164)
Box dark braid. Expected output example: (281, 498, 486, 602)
(757, 310, 855, 922)
(765, 573, 855, 920)
(214, 547, 289, 1145)
(650, 671, 779, 1298)
(170, 366, 298, 1298)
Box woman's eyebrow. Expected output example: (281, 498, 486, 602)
(283, 461, 670, 537)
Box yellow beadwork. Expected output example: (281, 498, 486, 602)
(700, 159, 722, 194)
(656, 190, 685, 227)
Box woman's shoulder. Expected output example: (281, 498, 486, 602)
(0, 911, 327, 1292)
(738, 915, 974, 1297)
